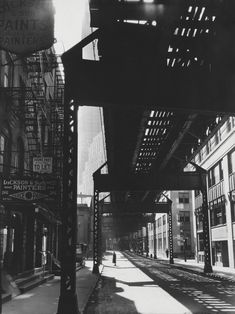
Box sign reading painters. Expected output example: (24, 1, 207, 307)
(1, 178, 58, 202)
(0, 0, 55, 54)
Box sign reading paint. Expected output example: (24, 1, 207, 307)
(0, 0, 55, 54)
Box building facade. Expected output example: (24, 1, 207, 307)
(0, 48, 64, 277)
(191, 116, 235, 268)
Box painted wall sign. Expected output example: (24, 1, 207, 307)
(0, 0, 55, 54)
(33, 157, 53, 173)
(1, 178, 58, 202)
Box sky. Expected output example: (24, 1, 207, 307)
(53, 0, 86, 52)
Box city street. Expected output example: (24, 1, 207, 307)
(85, 251, 235, 314)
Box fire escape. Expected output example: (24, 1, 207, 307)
(2, 50, 64, 180)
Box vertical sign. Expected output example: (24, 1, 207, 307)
(0, 0, 55, 54)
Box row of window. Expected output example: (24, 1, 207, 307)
(207, 147, 235, 188)
(196, 117, 235, 164)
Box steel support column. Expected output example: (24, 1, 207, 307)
(57, 91, 79, 313)
(168, 201, 174, 264)
(190, 162, 213, 273)
(153, 220, 157, 259)
(201, 177, 213, 273)
(93, 188, 100, 274)
(146, 224, 149, 257)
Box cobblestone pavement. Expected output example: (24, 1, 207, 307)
(85, 251, 235, 314)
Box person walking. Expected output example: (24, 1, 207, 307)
(112, 251, 116, 266)
(165, 248, 169, 258)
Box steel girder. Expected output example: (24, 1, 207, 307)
(93, 189, 100, 274)
(57, 91, 79, 313)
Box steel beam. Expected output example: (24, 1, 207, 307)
(94, 171, 204, 192)
(101, 201, 171, 214)
(57, 95, 78, 311)
(90, 1, 185, 27)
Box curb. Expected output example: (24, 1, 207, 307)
(79, 264, 104, 314)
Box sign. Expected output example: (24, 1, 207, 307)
(0, 0, 54, 54)
(33, 157, 53, 173)
(1, 178, 58, 202)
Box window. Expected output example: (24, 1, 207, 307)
(198, 150, 202, 163)
(231, 201, 235, 222)
(226, 118, 232, 133)
(196, 211, 203, 231)
(228, 148, 235, 174)
(214, 130, 221, 145)
(162, 215, 166, 225)
(4, 73, 9, 87)
(206, 141, 211, 155)
(209, 196, 226, 226)
(0, 135, 5, 172)
(198, 233, 204, 251)
(178, 211, 190, 223)
(208, 161, 223, 187)
(157, 218, 161, 227)
(179, 192, 189, 203)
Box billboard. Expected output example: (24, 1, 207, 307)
(0, 0, 55, 54)
(0, 178, 58, 202)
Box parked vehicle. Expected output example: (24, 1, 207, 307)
(76, 243, 87, 266)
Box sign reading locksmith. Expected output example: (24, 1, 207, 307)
(1, 178, 58, 202)
(0, 0, 55, 54)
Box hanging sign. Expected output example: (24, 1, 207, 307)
(0, 178, 58, 202)
(0, 0, 55, 54)
(33, 157, 53, 173)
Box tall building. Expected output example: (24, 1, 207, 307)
(78, 107, 104, 187)
(190, 116, 235, 268)
(147, 191, 195, 259)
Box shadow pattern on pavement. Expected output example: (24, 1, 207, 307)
(124, 252, 235, 314)
(85, 275, 140, 314)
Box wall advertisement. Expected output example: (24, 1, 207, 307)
(0, 0, 55, 54)
(0, 178, 58, 202)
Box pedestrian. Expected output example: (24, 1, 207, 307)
(165, 248, 169, 258)
(112, 251, 116, 266)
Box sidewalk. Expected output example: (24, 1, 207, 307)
(2, 259, 103, 314)
(86, 251, 192, 314)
